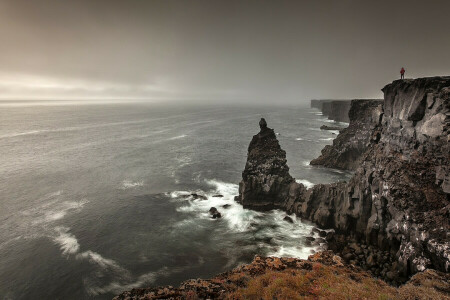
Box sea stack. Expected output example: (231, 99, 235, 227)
(235, 118, 305, 210)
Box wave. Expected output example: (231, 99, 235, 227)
(319, 137, 334, 141)
(295, 179, 315, 189)
(53, 226, 80, 255)
(121, 180, 144, 189)
(167, 134, 187, 141)
(19, 191, 89, 226)
(295, 137, 304, 141)
(169, 179, 320, 259)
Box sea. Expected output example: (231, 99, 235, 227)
(0, 101, 352, 299)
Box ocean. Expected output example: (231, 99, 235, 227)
(0, 102, 352, 299)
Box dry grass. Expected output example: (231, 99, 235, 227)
(225, 263, 449, 300)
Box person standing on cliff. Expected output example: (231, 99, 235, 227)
(400, 67, 405, 79)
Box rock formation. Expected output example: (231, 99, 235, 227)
(244, 77, 450, 283)
(235, 118, 306, 210)
(311, 99, 383, 170)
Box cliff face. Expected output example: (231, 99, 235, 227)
(310, 99, 383, 170)
(300, 77, 449, 279)
(328, 100, 352, 123)
(242, 77, 450, 282)
(235, 118, 306, 210)
(311, 100, 352, 123)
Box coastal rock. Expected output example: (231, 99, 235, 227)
(311, 99, 383, 170)
(209, 207, 222, 219)
(244, 77, 450, 282)
(283, 216, 294, 223)
(320, 125, 343, 131)
(191, 193, 207, 200)
(235, 118, 307, 210)
(298, 77, 450, 280)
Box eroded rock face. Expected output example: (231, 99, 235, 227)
(235, 118, 306, 210)
(243, 77, 449, 281)
(311, 99, 383, 170)
(295, 77, 450, 280)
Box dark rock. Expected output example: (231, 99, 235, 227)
(209, 207, 218, 214)
(222, 204, 231, 209)
(320, 125, 343, 131)
(311, 99, 383, 170)
(212, 194, 224, 198)
(209, 207, 222, 218)
(235, 118, 307, 210)
(283, 216, 294, 223)
(191, 193, 207, 200)
(212, 212, 222, 219)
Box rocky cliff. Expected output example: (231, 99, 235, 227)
(311, 99, 352, 123)
(310, 99, 383, 170)
(241, 77, 450, 283)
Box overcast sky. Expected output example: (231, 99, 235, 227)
(0, 0, 449, 103)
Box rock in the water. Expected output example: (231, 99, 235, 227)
(283, 216, 294, 223)
(235, 118, 306, 210)
(320, 125, 343, 131)
(222, 204, 231, 209)
(212, 194, 223, 198)
(209, 207, 221, 218)
(191, 193, 207, 200)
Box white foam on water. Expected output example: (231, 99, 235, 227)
(121, 180, 144, 189)
(77, 250, 124, 271)
(295, 137, 304, 141)
(319, 137, 334, 141)
(170, 179, 320, 259)
(53, 226, 80, 255)
(0, 129, 48, 139)
(167, 134, 187, 140)
(302, 160, 311, 167)
(20, 191, 89, 226)
(295, 179, 315, 189)
(329, 130, 340, 135)
(85, 267, 173, 296)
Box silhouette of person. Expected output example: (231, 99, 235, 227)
(400, 67, 405, 79)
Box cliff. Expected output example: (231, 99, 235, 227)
(311, 99, 352, 123)
(114, 251, 450, 300)
(241, 77, 450, 283)
(310, 99, 383, 170)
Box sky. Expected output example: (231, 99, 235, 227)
(0, 0, 449, 103)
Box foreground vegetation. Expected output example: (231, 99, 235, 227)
(115, 251, 450, 300)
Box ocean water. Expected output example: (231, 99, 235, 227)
(0, 102, 351, 299)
